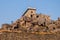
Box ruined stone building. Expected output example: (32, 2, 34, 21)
(0, 7, 60, 40)
(1, 7, 60, 33)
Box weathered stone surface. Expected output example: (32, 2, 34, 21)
(0, 7, 60, 40)
(0, 32, 60, 40)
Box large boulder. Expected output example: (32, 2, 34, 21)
(48, 24, 57, 31)
(55, 21, 60, 29)
(31, 25, 40, 32)
(23, 16, 32, 22)
(37, 17, 46, 26)
(2, 24, 12, 30)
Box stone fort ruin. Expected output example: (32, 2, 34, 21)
(0, 7, 60, 34)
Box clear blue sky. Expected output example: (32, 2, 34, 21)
(0, 0, 60, 27)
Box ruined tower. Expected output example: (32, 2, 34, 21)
(22, 7, 36, 18)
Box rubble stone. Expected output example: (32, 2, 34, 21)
(0, 7, 60, 40)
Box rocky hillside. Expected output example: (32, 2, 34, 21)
(0, 7, 60, 40)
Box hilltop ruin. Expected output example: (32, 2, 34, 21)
(0, 7, 60, 40)
(0, 7, 60, 34)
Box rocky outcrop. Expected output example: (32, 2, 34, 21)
(0, 7, 60, 40)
